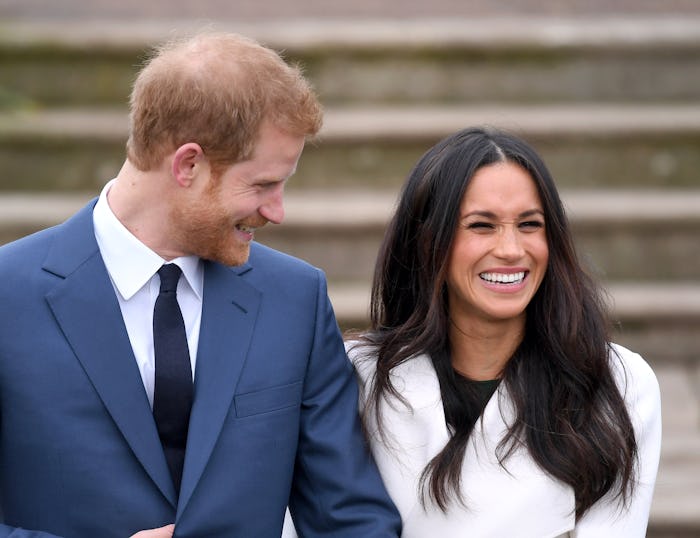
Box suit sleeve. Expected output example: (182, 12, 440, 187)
(286, 270, 401, 537)
(0, 524, 64, 538)
(572, 347, 662, 537)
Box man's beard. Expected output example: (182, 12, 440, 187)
(169, 193, 260, 267)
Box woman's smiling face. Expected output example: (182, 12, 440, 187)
(446, 161, 549, 330)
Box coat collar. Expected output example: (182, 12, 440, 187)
(354, 351, 575, 536)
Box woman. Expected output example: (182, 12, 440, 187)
(349, 127, 661, 537)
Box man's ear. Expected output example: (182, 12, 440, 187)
(171, 143, 206, 187)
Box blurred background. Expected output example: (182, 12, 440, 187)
(0, 1, 698, 535)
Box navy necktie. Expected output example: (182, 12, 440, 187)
(153, 263, 193, 494)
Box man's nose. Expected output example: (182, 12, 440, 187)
(259, 189, 285, 224)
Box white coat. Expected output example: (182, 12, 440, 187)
(349, 342, 662, 538)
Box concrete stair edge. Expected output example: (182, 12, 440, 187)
(1, 17, 700, 51)
(3, 104, 700, 142)
(326, 281, 700, 323)
(2, 188, 700, 228)
(1, 190, 699, 319)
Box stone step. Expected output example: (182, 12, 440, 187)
(4, 1, 700, 21)
(0, 191, 697, 364)
(2, 188, 699, 282)
(327, 280, 700, 327)
(648, 363, 700, 536)
(255, 188, 700, 282)
(649, 457, 700, 537)
(1, 103, 699, 192)
(328, 281, 700, 364)
(1, 18, 699, 107)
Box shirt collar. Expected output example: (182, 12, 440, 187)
(93, 179, 204, 301)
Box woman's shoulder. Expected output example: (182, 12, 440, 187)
(608, 342, 657, 383)
(346, 339, 433, 376)
(344, 340, 441, 408)
(344, 339, 378, 386)
(608, 342, 660, 406)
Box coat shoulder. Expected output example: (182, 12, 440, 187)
(608, 342, 660, 401)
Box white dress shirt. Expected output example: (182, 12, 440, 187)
(93, 180, 204, 407)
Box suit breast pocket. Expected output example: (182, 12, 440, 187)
(234, 381, 303, 418)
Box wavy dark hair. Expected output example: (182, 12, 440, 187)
(359, 127, 637, 520)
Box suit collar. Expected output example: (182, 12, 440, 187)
(42, 201, 264, 515)
(43, 199, 100, 278)
(43, 200, 178, 506)
(93, 186, 204, 300)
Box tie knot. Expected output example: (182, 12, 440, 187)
(158, 264, 182, 294)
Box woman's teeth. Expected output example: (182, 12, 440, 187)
(480, 271, 526, 284)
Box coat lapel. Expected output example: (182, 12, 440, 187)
(43, 202, 177, 506)
(386, 355, 575, 535)
(176, 260, 261, 518)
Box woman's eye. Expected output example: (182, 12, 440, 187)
(466, 222, 495, 231)
(519, 220, 544, 230)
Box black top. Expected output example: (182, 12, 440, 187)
(455, 375, 500, 409)
(455, 370, 501, 416)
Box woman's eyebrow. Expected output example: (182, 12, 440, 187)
(462, 208, 544, 219)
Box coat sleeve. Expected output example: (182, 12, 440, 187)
(572, 345, 662, 537)
(285, 270, 401, 537)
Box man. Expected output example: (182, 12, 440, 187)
(0, 32, 401, 537)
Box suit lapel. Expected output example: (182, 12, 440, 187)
(43, 202, 177, 506)
(177, 261, 261, 518)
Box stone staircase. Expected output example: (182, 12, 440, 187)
(0, 15, 699, 537)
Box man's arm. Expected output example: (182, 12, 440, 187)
(130, 524, 174, 538)
(0, 526, 63, 538)
(0, 523, 173, 538)
(287, 270, 401, 537)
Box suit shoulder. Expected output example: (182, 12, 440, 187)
(0, 226, 57, 272)
(249, 241, 321, 278)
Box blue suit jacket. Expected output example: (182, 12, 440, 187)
(0, 201, 400, 537)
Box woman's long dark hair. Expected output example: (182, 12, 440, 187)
(359, 127, 637, 519)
